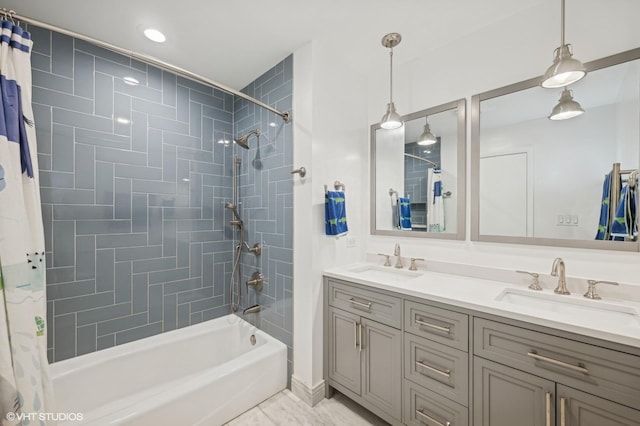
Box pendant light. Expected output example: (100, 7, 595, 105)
(417, 121, 437, 145)
(380, 33, 403, 130)
(541, 0, 586, 88)
(548, 88, 584, 120)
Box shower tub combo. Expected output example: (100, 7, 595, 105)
(50, 314, 287, 425)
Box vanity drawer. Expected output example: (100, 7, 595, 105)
(327, 279, 402, 328)
(474, 317, 640, 410)
(404, 380, 468, 426)
(405, 332, 469, 406)
(405, 300, 469, 352)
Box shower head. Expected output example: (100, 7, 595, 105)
(224, 202, 243, 223)
(233, 129, 261, 150)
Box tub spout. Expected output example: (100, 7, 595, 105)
(243, 304, 261, 315)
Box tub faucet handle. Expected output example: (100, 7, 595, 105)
(409, 258, 424, 271)
(584, 280, 618, 300)
(246, 272, 264, 291)
(516, 270, 543, 291)
(377, 253, 391, 267)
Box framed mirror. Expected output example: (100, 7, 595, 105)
(371, 99, 466, 239)
(471, 48, 640, 251)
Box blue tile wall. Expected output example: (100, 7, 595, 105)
(404, 141, 441, 228)
(233, 56, 294, 380)
(30, 26, 238, 362)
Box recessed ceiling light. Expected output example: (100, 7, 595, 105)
(269, 122, 277, 127)
(217, 139, 230, 145)
(144, 28, 166, 43)
(423, 150, 431, 154)
(182, 178, 191, 182)
(123, 76, 139, 86)
(116, 117, 130, 125)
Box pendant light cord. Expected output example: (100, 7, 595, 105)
(560, 0, 565, 46)
(389, 49, 394, 103)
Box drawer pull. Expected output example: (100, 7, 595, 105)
(349, 298, 372, 310)
(415, 360, 451, 378)
(560, 397, 567, 426)
(358, 322, 363, 352)
(527, 351, 589, 375)
(415, 318, 451, 334)
(545, 392, 552, 426)
(415, 409, 451, 426)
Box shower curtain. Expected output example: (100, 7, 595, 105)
(0, 20, 55, 424)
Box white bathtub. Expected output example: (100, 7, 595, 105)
(50, 314, 287, 425)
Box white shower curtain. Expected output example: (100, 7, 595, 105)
(0, 20, 55, 425)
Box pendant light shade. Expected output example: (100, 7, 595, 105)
(548, 88, 584, 120)
(380, 102, 402, 130)
(380, 33, 403, 130)
(541, 0, 586, 88)
(417, 122, 437, 145)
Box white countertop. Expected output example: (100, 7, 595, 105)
(324, 262, 640, 349)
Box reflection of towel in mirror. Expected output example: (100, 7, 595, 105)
(398, 197, 412, 230)
(427, 168, 445, 232)
(595, 172, 613, 240)
(610, 184, 637, 239)
(325, 191, 348, 236)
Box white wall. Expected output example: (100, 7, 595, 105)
(375, 127, 405, 230)
(292, 0, 640, 397)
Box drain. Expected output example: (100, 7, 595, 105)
(250, 334, 256, 345)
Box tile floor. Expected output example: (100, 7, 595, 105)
(225, 390, 390, 425)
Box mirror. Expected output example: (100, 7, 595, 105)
(471, 48, 640, 251)
(371, 99, 466, 240)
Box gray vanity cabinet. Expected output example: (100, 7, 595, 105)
(324, 275, 640, 426)
(556, 385, 640, 426)
(326, 279, 403, 424)
(474, 357, 555, 426)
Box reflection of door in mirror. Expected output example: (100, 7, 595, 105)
(480, 152, 532, 237)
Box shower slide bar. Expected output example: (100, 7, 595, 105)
(5, 9, 291, 123)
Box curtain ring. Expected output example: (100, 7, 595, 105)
(8, 10, 15, 24)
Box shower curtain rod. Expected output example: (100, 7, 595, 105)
(404, 153, 438, 167)
(6, 10, 290, 123)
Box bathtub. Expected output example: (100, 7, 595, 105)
(50, 314, 287, 425)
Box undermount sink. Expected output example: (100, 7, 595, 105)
(495, 288, 640, 328)
(346, 265, 423, 282)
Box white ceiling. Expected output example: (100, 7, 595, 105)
(1, 0, 551, 90)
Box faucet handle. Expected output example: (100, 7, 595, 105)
(516, 270, 543, 291)
(584, 280, 619, 300)
(409, 258, 425, 271)
(377, 253, 392, 267)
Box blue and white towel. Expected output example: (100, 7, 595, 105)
(427, 168, 445, 232)
(610, 184, 638, 239)
(398, 197, 412, 230)
(595, 172, 612, 240)
(325, 190, 348, 236)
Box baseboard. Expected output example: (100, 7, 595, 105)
(291, 375, 325, 407)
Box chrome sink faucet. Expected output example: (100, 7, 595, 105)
(393, 243, 403, 269)
(551, 257, 570, 295)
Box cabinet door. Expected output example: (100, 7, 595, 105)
(557, 385, 640, 426)
(361, 318, 402, 421)
(474, 357, 555, 426)
(328, 307, 361, 395)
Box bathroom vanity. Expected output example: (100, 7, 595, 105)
(323, 264, 640, 426)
